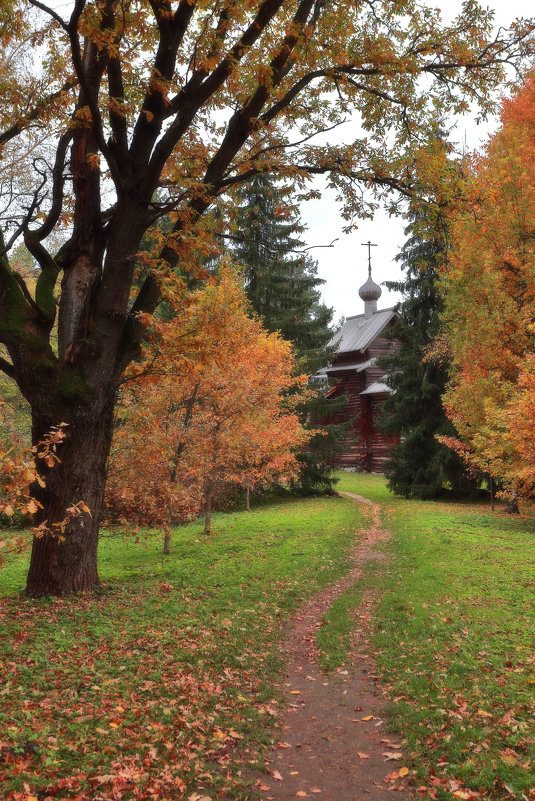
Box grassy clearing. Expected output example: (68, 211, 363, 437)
(329, 471, 535, 801)
(0, 496, 363, 801)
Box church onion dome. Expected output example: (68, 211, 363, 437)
(358, 273, 382, 303)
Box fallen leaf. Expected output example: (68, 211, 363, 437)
(383, 751, 402, 760)
(361, 715, 373, 721)
(399, 767, 409, 777)
(290, 690, 301, 695)
(258, 785, 271, 791)
(95, 775, 115, 785)
(272, 770, 283, 781)
(296, 793, 307, 798)
(357, 751, 370, 759)
(311, 789, 322, 794)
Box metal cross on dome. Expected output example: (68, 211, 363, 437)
(361, 241, 377, 276)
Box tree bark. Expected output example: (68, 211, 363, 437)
(25, 398, 115, 597)
(163, 528, 171, 555)
(506, 491, 520, 514)
(204, 486, 213, 535)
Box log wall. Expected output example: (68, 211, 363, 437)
(324, 324, 401, 472)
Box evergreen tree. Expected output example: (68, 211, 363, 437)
(378, 211, 476, 499)
(232, 176, 348, 494)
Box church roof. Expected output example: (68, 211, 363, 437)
(329, 308, 396, 354)
(313, 357, 376, 377)
(360, 380, 392, 395)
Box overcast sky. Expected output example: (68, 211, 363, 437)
(302, 1, 534, 322)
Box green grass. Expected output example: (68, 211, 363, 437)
(0, 496, 364, 801)
(3, 474, 535, 800)
(327, 471, 535, 801)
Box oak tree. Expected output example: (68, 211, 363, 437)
(0, 0, 533, 594)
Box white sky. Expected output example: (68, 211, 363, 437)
(301, 0, 534, 322)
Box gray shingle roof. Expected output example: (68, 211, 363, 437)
(329, 309, 396, 354)
(360, 381, 392, 395)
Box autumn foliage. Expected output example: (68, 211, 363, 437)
(440, 75, 535, 500)
(105, 265, 307, 535)
(1, 0, 533, 594)
(0, 423, 91, 567)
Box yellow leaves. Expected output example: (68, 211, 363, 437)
(399, 766, 409, 777)
(382, 751, 403, 760)
(499, 749, 518, 765)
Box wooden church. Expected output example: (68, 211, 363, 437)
(318, 245, 400, 472)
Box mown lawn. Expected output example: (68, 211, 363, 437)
(3, 475, 535, 801)
(326, 472, 535, 801)
(0, 496, 363, 801)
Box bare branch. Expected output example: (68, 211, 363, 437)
(27, 0, 68, 30)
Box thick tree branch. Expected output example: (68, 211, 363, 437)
(144, 0, 288, 194)
(66, 0, 124, 190)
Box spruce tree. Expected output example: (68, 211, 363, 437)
(378, 211, 475, 499)
(232, 175, 348, 494)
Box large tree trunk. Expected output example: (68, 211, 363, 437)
(25, 398, 115, 597)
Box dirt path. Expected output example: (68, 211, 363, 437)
(256, 492, 411, 801)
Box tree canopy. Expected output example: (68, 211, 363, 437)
(231, 175, 348, 494)
(106, 263, 306, 536)
(439, 73, 535, 502)
(378, 207, 476, 499)
(1, 0, 534, 594)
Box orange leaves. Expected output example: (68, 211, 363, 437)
(0, 421, 90, 566)
(106, 263, 307, 530)
(441, 74, 535, 499)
